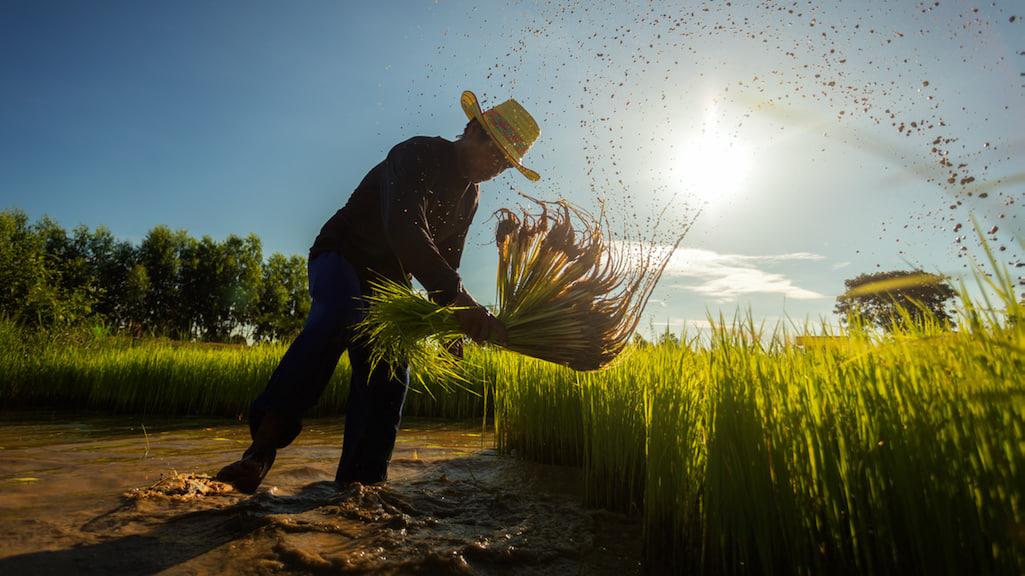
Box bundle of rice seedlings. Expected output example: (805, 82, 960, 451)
(356, 277, 468, 385)
(357, 196, 694, 375)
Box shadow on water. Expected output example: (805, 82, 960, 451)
(0, 478, 385, 575)
(0, 488, 282, 575)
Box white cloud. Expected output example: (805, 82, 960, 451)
(643, 246, 827, 303)
(832, 261, 851, 270)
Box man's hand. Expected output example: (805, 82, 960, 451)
(444, 338, 464, 360)
(453, 291, 508, 345)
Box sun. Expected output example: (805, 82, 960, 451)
(671, 106, 753, 205)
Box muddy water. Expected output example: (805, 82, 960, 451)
(0, 412, 641, 575)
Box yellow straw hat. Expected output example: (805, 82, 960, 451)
(460, 90, 540, 181)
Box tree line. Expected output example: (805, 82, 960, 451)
(1, 207, 971, 344)
(0, 209, 310, 343)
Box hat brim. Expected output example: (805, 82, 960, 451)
(461, 91, 540, 182)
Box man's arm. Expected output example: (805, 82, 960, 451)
(437, 216, 471, 273)
(379, 142, 463, 305)
(379, 141, 505, 345)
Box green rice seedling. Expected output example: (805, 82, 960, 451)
(357, 196, 694, 375)
(356, 276, 468, 387)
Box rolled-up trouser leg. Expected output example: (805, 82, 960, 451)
(249, 251, 362, 448)
(335, 340, 409, 484)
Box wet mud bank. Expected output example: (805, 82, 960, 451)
(0, 413, 641, 575)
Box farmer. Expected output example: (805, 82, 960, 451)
(216, 91, 541, 493)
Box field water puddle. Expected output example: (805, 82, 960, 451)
(0, 412, 641, 575)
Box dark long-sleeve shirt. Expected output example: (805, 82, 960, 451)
(309, 136, 479, 304)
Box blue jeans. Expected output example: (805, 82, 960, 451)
(249, 251, 410, 484)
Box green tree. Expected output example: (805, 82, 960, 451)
(79, 226, 139, 329)
(139, 225, 189, 337)
(0, 209, 62, 325)
(182, 235, 224, 340)
(657, 327, 680, 346)
(834, 270, 957, 331)
(123, 263, 151, 335)
(181, 234, 263, 342)
(0, 211, 312, 341)
(175, 234, 204, 339)
(254, 253, 309, 342)
(105, 237, 142, 329)
(282, 254, 311, 336)
(32, 216, 95, 324)
(224, 233, 263, 338)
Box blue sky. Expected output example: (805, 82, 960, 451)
(2, 1, 1023, 337)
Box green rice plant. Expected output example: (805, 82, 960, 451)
(0, 322, 486, 420)
(478, 347, 586, 465)
(579, 348, 649, 515)
(490, 252, 1025, 574)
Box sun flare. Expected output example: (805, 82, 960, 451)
(671, 106, 753, 205)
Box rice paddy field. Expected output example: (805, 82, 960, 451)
(3, 273, 1024, 575)
(0, 323, 487, 421)
(484, 322, 1025, 575)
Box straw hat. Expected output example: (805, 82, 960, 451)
(460, 90, 540, 181)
